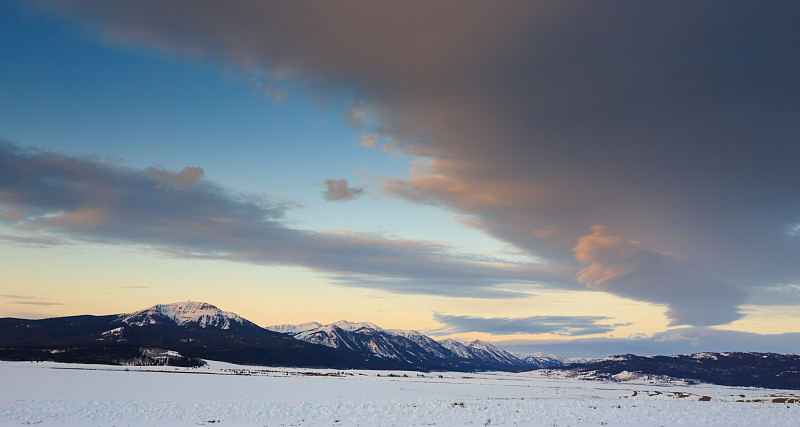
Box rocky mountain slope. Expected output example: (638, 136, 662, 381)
(268, 320, 537, 371)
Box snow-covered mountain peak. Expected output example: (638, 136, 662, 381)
(437, 338, 474, 358)
(119, 301, 247, 329)
(467, 339, 500, 351)
(268, 319, 544, 370)
(267, 322, 322, 335)
(330, 320, 383, 331)
(513, 352, 572, 368)
(385, 328, 424, 338)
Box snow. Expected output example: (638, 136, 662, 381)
(99, 327, 124, 337)
(467, 340, 518, 363)
(693, 352, 720, 360)
(515, 352, 592, 365)
(118, 301, 246, 329)
(438, 338, 475, 359)
(595, 355, 631, 362)
(267, 322, 323, 334)
(330, 320, 383, 331)
(271, 321, 453, 362)
(385, 328, 423, 339)
(270, 321, 386, 350)
(438, 338, 521, 365)
(265, 322, 525, 367)
(2, 360, 797, 426)
(295, 325, 347, 348)
(272, 320, 384, 335)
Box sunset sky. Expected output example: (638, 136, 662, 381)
(1, 1, 798, 357)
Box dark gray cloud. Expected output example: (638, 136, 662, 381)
(572, 225, 746, 326)
(0, 141, 556, 298)
(322, 179, 364, 202)
(26, 1, 800, 326)
(429, 313, 618, 336)
(498, 328, 800, 359)
(746, 284, 800, 306)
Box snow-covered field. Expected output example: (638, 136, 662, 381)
(1, 360, 798, 426)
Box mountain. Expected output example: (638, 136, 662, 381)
(437, 338, 533, 369)
(267, 321, 323, 335)
(0, 301, 354, 369)
(0, 302, 537, 372)
(549, 352, 800, 390)
(267, 321, 533, 371)
(117, 301, 254, 330)
(513, 352, 589, 368)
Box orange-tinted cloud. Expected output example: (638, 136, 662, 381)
(573, 224, 641, 285)
(572, 225, 746, 326)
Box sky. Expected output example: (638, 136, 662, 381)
(1, 0, 798, 358)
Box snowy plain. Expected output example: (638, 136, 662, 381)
(1, 360, 798, 426)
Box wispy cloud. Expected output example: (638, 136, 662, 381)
(11, 301, 65, 306)
(1, 294, 64, 306)
(0, 141, 556, 299)
(0, 294, 40, 300)
(429, 313, 619, 336)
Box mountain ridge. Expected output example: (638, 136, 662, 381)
(0, 301, 548, 372)
(4, 301, 798, 390)
(547, 352, 800, 390)
(267, 320, 544, 371)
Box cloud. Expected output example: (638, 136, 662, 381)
(358, 135, 378, 148)
(146, 166, 204, 189)
(0, 141, 556, 298)
(11, 301, 65, 306)
(117, 285, 151, 290)
(498, 328, 800, 359)
(746, 283, 800, 305)
(429, 313, 618, 336)
(1, 295, 40, 300)
(1, 294, 64, 306)
(27, 1, 800, 325)
(0, 233, 66, 247)
(322, 179, 364, 202)
(572, 225, 746, 327)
